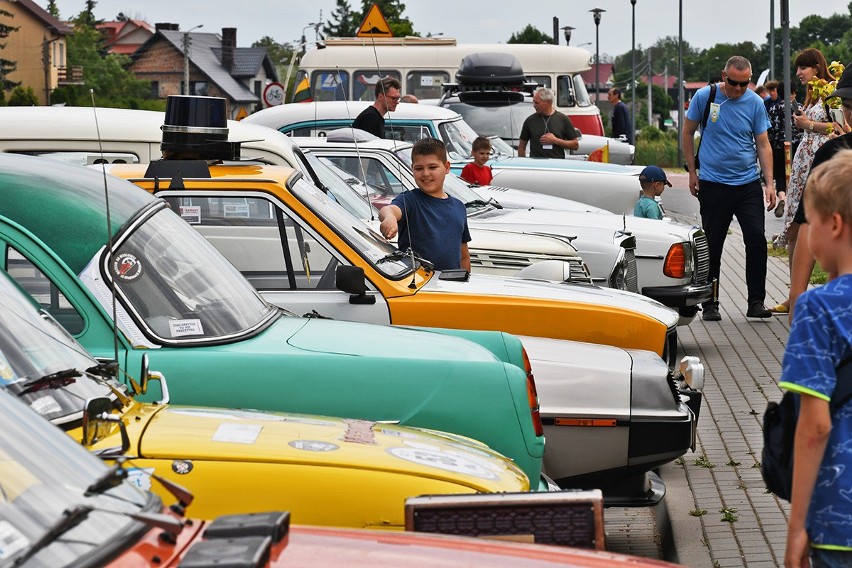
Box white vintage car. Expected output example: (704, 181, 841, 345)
(295, 132, 712, 325)
(242, 101, 642, 214)
(0, 106, 592, 288)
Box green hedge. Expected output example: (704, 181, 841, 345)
(633, 125, 680, 167)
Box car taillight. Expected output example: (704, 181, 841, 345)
(522, 348, 544, 437)
(663, 243, 687, 278)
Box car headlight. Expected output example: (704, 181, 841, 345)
(609, 249, 629, 290)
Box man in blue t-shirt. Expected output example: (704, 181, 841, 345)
(378, 138, 471, 272)
(682, 56, 776, 322)
(779, 153, 852, 566)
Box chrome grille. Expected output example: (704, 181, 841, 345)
(470, 252, 593, 284)
(692, 232, 710, 284)
(624, 248, 639, 293)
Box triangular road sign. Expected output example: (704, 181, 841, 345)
(357, 3, 393, 37)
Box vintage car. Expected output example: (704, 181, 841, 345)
(0, 387, 684, 566)
(0, 264, 536, 526)
(0, 153, 548, 489)
(295, 132, 712, 324)
(242, 101, 643, 214)
(0, 106, 593, 287)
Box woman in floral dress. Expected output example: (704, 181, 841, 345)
(771, 48, 835, 313)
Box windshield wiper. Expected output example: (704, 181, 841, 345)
(377, 249, 434, 271)
(464, 198, 502, 209)
(13, 505, 93, 566)
(17, 368, 81, 394)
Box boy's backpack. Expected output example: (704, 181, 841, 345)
(762, 357, 852, 501)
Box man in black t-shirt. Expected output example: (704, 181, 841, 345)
(518, 87, 579, 159)
(351, 77, 401, 138)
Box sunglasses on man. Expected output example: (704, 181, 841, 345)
(723, 74, 751, 89)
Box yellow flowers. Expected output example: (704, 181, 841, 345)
(810, 61, 846, 108)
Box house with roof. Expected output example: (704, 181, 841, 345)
(97, 19, 154, 56)
(129, 24, 278, 119)
(0, 0, 78, 105)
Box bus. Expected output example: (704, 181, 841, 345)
(296, 37, 604, 136)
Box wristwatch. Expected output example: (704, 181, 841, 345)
(809, 121, 815, 132)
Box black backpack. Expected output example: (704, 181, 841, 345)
(762, 357, 852, 501)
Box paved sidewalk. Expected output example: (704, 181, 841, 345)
(660, 210, 794, 567)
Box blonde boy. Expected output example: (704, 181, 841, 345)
(781, 150, 852, 567)
(633, 165, 671, 220)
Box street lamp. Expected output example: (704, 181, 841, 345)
(590, 8, 605, 103)
(282, 39, 326, 102)
(560, 26, 574, 46)
(300, 23, 318, 55)
(631, 0, 637, 141)
(182, 24, 203, 95)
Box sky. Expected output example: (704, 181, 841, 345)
(50, 0, 852, 60)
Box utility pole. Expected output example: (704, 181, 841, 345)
(647, 49, 652, 127)
(769, 0, 776, 80)
(183, 24, 203, 95)
(677, 0, 684, 165)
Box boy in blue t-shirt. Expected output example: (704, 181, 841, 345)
(780, 150, 852, 566)
(378, 138, 471, 271)
(633, 165, 670, 220)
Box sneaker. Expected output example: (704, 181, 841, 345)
(702, 304, 721, 321)
(746, 302, 772, 319)
(774, 199, 785, 218)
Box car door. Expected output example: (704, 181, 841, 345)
(156, 191, 392, 324)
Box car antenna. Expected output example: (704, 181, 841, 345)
(364, 37, 419, 287)
(89, 89, 121, 368)
(335, 66, 377, 221)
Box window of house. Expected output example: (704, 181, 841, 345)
(150, 81, 160, 99)
(191, 81, 209, 96)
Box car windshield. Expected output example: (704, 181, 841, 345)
(444, 100, 532, 147)
(0, 270, 117, 425)
(106, 205, 279, 343)
(436, 118, 481, 162)
(288, 177, 413, 278)
(0, 387, 155, 567)
(300, 151, 376, 219)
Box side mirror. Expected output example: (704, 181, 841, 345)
(135, 353, 170, 404)
(82, 396, 130, 456)
(336, 265, 376, 305)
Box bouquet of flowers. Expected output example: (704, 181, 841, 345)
(809, 61, 845, 134)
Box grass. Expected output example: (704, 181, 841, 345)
(766, 242, 829, 285)
(693, 455, 716, 468)
(720, 508, 739, 523)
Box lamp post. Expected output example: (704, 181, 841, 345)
(630, 0, 636, 141)
(300, 23, 318, 56)
(590, 8, 605, 103)
(677, 0, 684, 165)
(282, 39, 326, 102)
(560, 26, 574, 46)
(182, 24, 203, 95)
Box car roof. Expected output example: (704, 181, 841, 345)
(0, 153, 154, 272)
(244, 101, 461, 129)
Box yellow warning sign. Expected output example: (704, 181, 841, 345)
(235, 107, 248, 120)
(357, 3, 393, 37)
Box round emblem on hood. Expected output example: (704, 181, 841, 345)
(171, 460, 193, 475)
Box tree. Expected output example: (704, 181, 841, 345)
(507, 24, 552, 45)
(8, 85, 38, 105)
(324, 0, 359, 38)
(78, 0, 99, 28)
(0, 8, 19, 93)
(46, 1, 60, 18)
(51, 15, 152, 108)
(358, 1, 416, 37)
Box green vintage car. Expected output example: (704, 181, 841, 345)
(0, 153, 546, 487)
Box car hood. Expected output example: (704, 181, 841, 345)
(136, 406, 528, 491)
(420, 273, 678, 327)
(285, 316, 502, 361)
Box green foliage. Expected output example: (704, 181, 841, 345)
(324, 0, 359, 38)
(46, 1, 60, 18)
(508, 24, 553, 45)
(48, 18, 154, 108)
(8, 85, 38, 106)
(0, 8, 20, 92)
(634, 126, 679, 167)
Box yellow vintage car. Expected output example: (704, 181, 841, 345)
(109, 161, 680, 365)
(0, 266, 530, 528)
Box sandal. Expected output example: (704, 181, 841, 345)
(774, 199, 785, 218)
(769, 303, 789, 314)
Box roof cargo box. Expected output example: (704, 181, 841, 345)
(456, 52, 525, 85)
